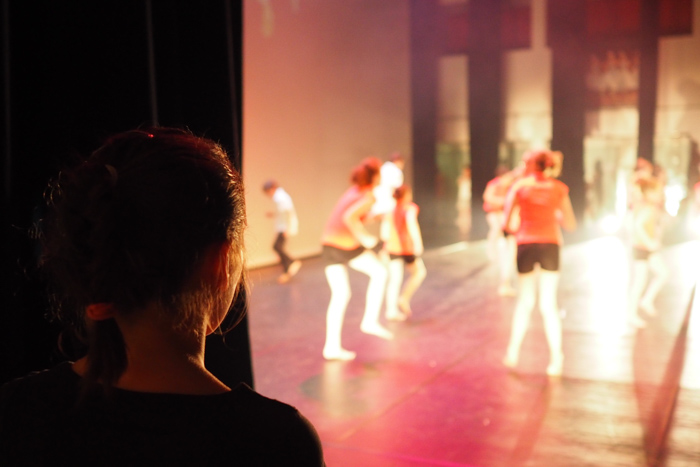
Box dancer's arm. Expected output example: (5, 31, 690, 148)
(343, 194, 378, 249)
(502, 183, 522, 233)
(558, 195, 577, 231)
(483, 180, 504, 210)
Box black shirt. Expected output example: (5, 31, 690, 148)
(0, 362, 325, 466)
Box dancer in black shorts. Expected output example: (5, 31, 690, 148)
(502, 150, 576, 376)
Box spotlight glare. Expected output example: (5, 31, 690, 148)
(599, 215, 621, 235)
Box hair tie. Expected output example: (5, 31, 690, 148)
(105, 165, 118, 187)
(85, 303, 116, 321)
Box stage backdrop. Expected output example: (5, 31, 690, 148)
(243, 0, 412, 268)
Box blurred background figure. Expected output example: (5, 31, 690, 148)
(385, 185, 427, 321)
(455, 165, 472, 235)
(321, 158, 393, 361)
(502, 150, 577, 377)
(263, 179, 301, 284)
(483, 164, 520, 296)
(371, 152, 405, 243)
(627, 174, 669, 328)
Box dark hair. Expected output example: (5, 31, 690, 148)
(393, 184, 411, 201)
(262, 179, 278, 192)
(524, 150, 554, 173)
(389, 152, 404, 163)
(40, 128, 247, 387)
(350, 157, 381, 187)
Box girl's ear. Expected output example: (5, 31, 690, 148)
(202, 242, 233, 291)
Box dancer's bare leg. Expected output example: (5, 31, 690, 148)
(539, 270, 564, 376)
(486, 211, 504, 262)
(640, 253, 668, 316)
(349, 251, 393, 340)
(322, 264, 356, 360)
(385, 258, 405, 320)
(628, 260, 649, 328)
(398, 258, 427, 316)
(499, 235, 518, 296)
(504, 271, 537, 368)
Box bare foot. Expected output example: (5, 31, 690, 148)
(498, 285, 517, 297)
(277, 273, 290, 284)
(629, 315, 647, 328)
(323, 348, 356, 361)
(398, 299, 413, 317)
(546, 353, 564, 377)
(360, 323, 394, 340)
(639, 301, 657, 317)
(502, 353, 518, 369)
(288, 260, 302, 277)
(386, 310, 408, 322)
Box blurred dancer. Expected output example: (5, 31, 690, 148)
(627, 175, 668, 327)
(263, 180, 301, 283)
(483, 165, 519, 296)
(371, 152, 405, 244)
(321, 158, 393, 361)
(385, 185, 426, 321)
(371, 152, 405, 218)
(502, 150, 576, 376)
(456, 165, 472, 235)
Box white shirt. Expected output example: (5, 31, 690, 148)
(272, 187, 298, 235)
(371, 161, 404, 216)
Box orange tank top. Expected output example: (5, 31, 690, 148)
(386, 202, 419, 255)
(515, 175, 569, 245)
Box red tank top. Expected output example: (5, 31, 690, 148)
(321, 185, 373, 249)
(514, 175, 569, 245)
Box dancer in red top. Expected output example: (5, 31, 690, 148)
(384, 185, 426, 321)
(321, 158, 393, 361)
(502, 150, 576, 376)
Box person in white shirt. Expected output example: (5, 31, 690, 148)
(263, 180, 301, 283)
(370, 153, 405, 243)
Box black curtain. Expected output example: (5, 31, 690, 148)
(1, 0, 252, 388)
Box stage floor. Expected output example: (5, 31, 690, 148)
(246, 236, 700, 466)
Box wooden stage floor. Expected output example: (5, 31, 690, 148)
(245, 236, 700, 466)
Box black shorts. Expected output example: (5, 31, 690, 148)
(389, 254, 416, 264)
(321, 245, 365, 265)
(633, 247, 651, 261)
(517, 243, 560, 273)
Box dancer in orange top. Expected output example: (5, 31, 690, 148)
(321, 158, 393, 361)
(502, 150, 576, 376)
(384, 185, 427, 321)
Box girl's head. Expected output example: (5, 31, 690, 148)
(393, 184, 412, 204)
(351, 157, 382, 188)
(523, 149, 555, 174)
(41, 128, 247, 385)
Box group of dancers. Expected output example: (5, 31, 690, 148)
(265, 154, 427, 361)
(265, 147, 672, 371)
(485, 149, 671, 375)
